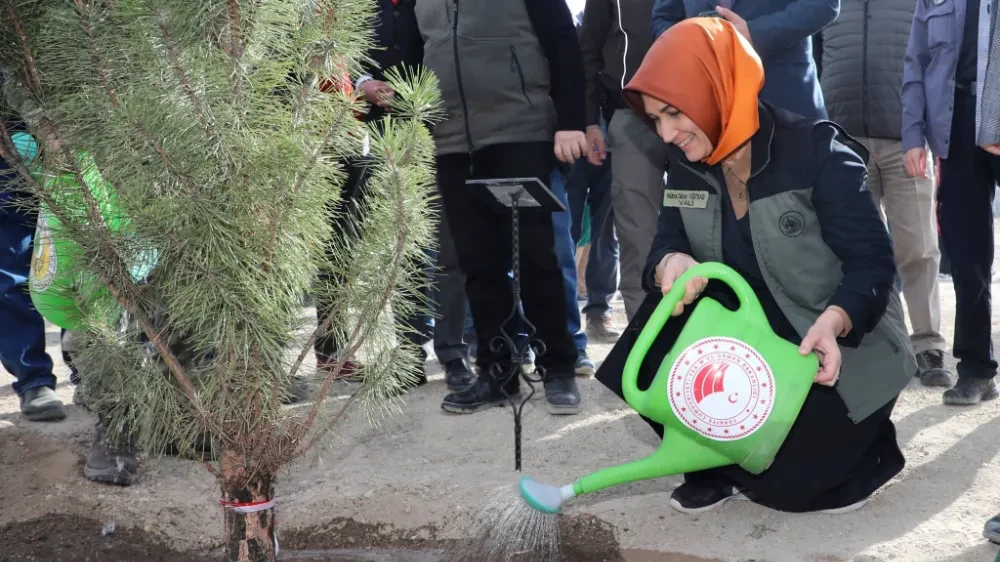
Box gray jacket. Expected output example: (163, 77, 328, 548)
(978, 0, 1000, 146)
(414, 0, 556, 155)
(821, 0, 916, 140)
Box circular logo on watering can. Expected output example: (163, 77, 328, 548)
(30, 213, 57, 292)
(667, 337, 776, 441)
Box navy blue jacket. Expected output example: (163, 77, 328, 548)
(651, 0, 838, 119)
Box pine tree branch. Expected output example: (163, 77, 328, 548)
(4, 2, 42, 96)
(152, 6, 216, 138)
(291, 160, 411, 455)
(226, 0, 246, 108)
(72, 0, 201, 196)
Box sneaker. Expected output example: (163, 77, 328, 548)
(575, 350, 596, 377)
(522, 345, 536, 368)
(85, 423, 139, 486)
(444, 358, 476, 391)
(543, 376, 582, 415)
(817, 498, 870, 514)
(943, 377, 999, 406)
(586, 314, 622, 343)
(19, 386, 67, 422)
(281, 377, 313, 404)
(441, 378, 521, 414)
(915, 349, 955, 387)
(983, 512, 1000, 544)
(670, 483, 747, 514)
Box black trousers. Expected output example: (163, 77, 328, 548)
(596, 292, 904, 512)
(314, 156, 432, 363)
(939, 89, 1000, 380)
(436, 142, 576, 383)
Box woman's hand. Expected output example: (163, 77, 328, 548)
(656, 253, 706, 316)
(798, 308, 848, 386)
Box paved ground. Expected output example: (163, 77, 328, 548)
(3, 246, 1000, 561)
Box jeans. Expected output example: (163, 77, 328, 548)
(565, 156, 619, 318)
(0, 201, 56, 396)
(550, 168, 588, 352)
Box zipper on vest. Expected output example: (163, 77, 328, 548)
(509, 46, 532, 105)
(861, 0, 871, 138)
(452, 0, 476, 173)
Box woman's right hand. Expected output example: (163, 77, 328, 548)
(656, 253, 707, 316)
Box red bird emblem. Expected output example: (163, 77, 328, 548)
(693, 362, 728, 403)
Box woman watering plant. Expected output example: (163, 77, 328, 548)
(591, 17, 915, 515)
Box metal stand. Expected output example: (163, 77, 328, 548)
(485, 191, 546, 472)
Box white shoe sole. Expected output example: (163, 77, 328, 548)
(670, 492, 748, 514)
(817, 498, 869, 514)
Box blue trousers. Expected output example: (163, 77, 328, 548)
(0, 202, 56, 396)
(565, 156, 619, 318)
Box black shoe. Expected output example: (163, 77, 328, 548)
(165, 432, 216, 461)
(19, 387, 67, 422)
(544, 376, 582, 415)
(85, 423, 139, 486)
(669, 482, 747, 514)
(441, 378, 520, 414)
(942, 377, 999, 406)
(984, 513, 1000, 544)
(444, 358, 476, 391)
(575, 350, 596, 377)
(915, 349, 954, 387)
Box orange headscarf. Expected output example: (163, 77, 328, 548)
(622, 17, 764, 165)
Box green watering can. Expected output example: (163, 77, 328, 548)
(520, 262, 820, 513)
(15, 133, 156, 330)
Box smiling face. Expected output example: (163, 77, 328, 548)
(642, 94, 714, 162)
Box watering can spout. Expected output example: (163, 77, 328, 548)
(573, 431, 731, 497)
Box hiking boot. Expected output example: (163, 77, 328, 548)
(19, 387, 66, 422)
(441, 377, 520, 414)
(915, 349, 954, 387)
(544, 376, 582, 415)
(85, 423, 139, 486)
(586, 314, 622, 343)
(984, 513, 1000, 544)
(444, 358, 476, 391)
(670, 483, 748, 514)
(943, 377, 999, 406)
(575, 350, 596, 377)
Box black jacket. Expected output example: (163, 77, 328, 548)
(360, 0, 424, 124)
(579, 0, 658, 126)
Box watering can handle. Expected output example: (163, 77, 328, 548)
(621, 262, 768, 408)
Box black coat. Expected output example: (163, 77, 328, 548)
(362, 0, 424, 124)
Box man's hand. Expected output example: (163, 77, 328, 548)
(904, 147, 928, 178)
(799, 308, 846, 387)
(360, 79, 394, 109)
(983, 144, 1000, 156)
(555, 130, 588, 163)
(715, 6, 751, 43)
(585, 125, 607, 165)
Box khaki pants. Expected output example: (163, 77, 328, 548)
(861, 137, 945, 354)
(608, 109, 669, 321)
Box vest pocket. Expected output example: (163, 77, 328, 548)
(509, 45, 532, 105)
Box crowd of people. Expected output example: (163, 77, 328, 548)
(4, 0, 1000, 544)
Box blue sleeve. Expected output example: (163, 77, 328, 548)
(642, 170, 693, 293)
(901, 0, 930, 151)
(651, 0, 687, 39)
(744, 0, 840, 59)
(525, 0, 586, 132)
(811, 124, 895, 347)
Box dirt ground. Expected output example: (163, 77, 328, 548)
(3, 267, 1000, 561)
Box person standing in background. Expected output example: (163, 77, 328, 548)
(651, 0, 838, 119)
(413, 0, 589, 415)
(821, 0, 953, 387)
(0, 107, 66, 423)
(902, 0, 999, 406)
(580, 0, 666, 322)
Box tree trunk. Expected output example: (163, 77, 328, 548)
(221, 450, 277, 562)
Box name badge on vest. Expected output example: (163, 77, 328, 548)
(663, 190, 709, 208)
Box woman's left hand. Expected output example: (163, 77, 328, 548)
(799, 309, 847, 386)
